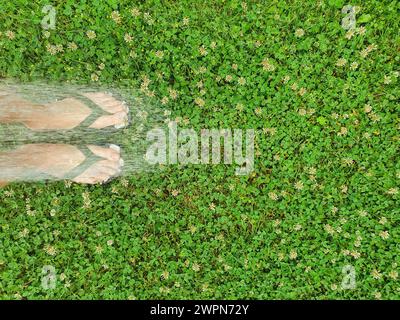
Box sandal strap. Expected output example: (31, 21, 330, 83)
(68, 93, 112, 129)
(62, 145, 104, 180)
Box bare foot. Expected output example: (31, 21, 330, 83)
(7, 92, 129, 131)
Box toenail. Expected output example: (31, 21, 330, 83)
(114, 122, 126, 129)
(109, 144, 121, 153)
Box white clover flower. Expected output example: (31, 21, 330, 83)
(295, 28, 305, 37)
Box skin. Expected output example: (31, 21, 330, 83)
(0, 92, 127, 185)
(0, 92, 128, 130)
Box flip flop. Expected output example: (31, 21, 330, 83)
(63, 144, 124, 184)
(67, 92, 130, 130)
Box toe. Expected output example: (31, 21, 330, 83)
(89, 111, 128, 129)
(83, 92, 126, 114)
(87, 145, 120, 161)
(99, 159, 121, 172)
(99, 165, 120, 178)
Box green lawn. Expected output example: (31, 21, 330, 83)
(0, 0, 399, 299)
